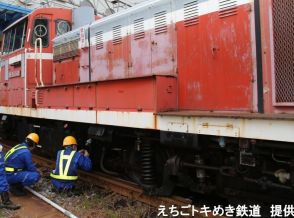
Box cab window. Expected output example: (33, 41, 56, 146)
(56, 20, 71, 36)
(2, 19, 27, 54)
(31, 18, 49, 47)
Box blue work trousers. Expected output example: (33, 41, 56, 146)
(6, 171, 40, 186)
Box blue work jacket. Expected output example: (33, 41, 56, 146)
(51, 146, 92, 189)
(5, 142, 37, 172)
(0, 149, 9, 192)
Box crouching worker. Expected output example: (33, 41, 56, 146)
(50, 136, 92, 192)
(0, 144, 20, 210)
(5, 133, 41, 196)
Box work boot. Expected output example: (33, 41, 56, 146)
(0, 192, 20, 210)
(9, 183, 26, 196)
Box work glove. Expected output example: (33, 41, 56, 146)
(79, 149, 90, 157)
(84, 150, 90, 157)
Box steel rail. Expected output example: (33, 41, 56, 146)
(25, 186, 78, 218)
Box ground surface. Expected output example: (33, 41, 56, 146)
(2, 167, 157, 218)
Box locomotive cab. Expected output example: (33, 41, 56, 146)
(0, 8, 71, 107)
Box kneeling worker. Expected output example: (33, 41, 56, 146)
(0, 144, 20, 209)
(5, 133, 41, 196)
(50, 136, 92, 191)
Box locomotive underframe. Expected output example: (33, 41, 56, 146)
(1, 113, 294, 204)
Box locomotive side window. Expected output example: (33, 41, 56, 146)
(2, 19, 27, 54)
(14, 21, 27, 51)
(56, 20, 71, 36)
(8, 29, 16, 53)
(31, 18, 49, 47)
(3, 31, 11, 54)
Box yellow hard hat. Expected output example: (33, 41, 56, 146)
(26, 133, 39, 144)
(63, 136, 77, 146)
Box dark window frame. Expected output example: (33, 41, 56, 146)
(31, 18, 50, 48)
(1, 19, 28, 54)
(13, 20, 27, 51)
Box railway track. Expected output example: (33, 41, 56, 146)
(32, 151, 192, 208)
(1, 140, 220, 218)
(8, 192, 67, 218)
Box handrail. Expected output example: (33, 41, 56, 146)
(24, 49, 27, 107)
(34, 38, 44, 87)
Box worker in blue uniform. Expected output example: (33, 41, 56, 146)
(5, 133, 41, 196)
(50, 136, 92, 192)
(0, 144, 20, 209)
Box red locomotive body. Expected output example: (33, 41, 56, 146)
(1, 0, 294, 202)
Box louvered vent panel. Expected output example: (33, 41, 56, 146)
(154, 11, 167, 34)
(184, 1, 199, 27)
(37, 90, 44, 105)
(134, 18, 145, 40)
(95, 31, 103, 49)
(273, 0, 294, 104)
(53, 39, 79, 61)
(219, 0, 238, 18)
(113, 25, 122, 45)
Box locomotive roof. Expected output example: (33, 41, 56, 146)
(87, 0, 161, 27)
(53, 0, 161, 42)
(3, 14, 29, 32)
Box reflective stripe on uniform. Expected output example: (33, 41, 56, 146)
(50, 150, 78, 181)
(50, 173, 78, 180)
(4, 144, 27, 161)
(5, 167, 15, 172)
(5, 167, 23, 172)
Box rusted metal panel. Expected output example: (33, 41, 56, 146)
(176, 1, 254, 111)
(79, 47, 90, 82)
(156, 76, 178, 111)
(8, 88, 23, 106)
(107, 22, 130, 80)
(40, 60, 53, 85)
(259, 0, 273, 113)
(90, 29, 109, 81)
(151, 2, 176, 76)
(129, 10, 152, 78)
(38, 86, 74, 108)
(73, 84, 96, 109)
(26, 60, 38, 86)
(96, 77, 155, 111)
(88, 0, 176, 82)
(0, 89, 8, 106)
(95, 76, 177, 112)
(26, 59, 53, 86)
(54, 59, 79, 84)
